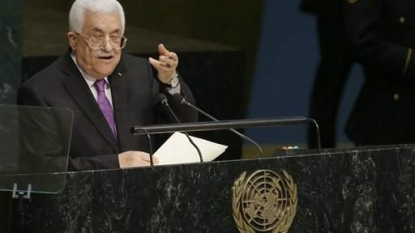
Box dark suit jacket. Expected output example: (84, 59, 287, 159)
(300, 0, 343, 15)
(18, 52, 197, 171)
(344, 0, 415, 145)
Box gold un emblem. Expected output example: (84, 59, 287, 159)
(232, 170, 298, 233)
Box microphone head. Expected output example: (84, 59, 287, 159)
(155, 93, 168, 106)
(172, 94, 187, 105)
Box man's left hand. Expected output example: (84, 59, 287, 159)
(148, 44, 178, 84)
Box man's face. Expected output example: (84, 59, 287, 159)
(67, 11, 123, 79)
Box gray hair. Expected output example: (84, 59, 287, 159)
(69, 0, 125, 34)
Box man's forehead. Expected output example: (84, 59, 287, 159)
(83, 10, 122, 22)
(89, 27, 121, 33)
(82, 11, 123, 33)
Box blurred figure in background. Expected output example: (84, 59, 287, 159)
(344, 0, 415, 146)
(300, 0, 353, 149)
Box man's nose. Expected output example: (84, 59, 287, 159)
(102, 39, 114, 51)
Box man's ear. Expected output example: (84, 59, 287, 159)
(67, 32, 77, 50)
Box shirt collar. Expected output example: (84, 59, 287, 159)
(70, 53, 109, 88)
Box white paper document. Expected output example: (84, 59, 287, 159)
(153, 132, 228, 165)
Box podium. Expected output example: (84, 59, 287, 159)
(1, 144, 415, 232)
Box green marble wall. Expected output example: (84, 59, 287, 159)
(0, 0, 22, 104)
(0, 1, 21, 231)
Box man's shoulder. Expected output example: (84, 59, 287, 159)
(121, 53, 148, 64)
(22, 56, 69, 87)
(118, 53, 151, 74)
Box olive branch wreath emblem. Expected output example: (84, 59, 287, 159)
(232, 170, 298, 233)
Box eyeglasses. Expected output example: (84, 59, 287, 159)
(75, 33, 128, 50)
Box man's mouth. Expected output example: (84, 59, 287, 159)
(98, 55, 114, 60)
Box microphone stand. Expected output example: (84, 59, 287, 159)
(308, 118, 322, 152)
(179, 97, 264, 157)
(133, 128, 154, 166)
(161, 99, 204, 162)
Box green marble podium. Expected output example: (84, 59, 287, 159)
(1, 145, 415, 233)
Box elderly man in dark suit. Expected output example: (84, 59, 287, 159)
(18, 0, 197, 171)
(300, 0, 354, 149)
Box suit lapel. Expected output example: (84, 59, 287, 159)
(60, 53, 120, 151)
(109, 61, 131, 151)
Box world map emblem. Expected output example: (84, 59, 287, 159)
(232, 170, 298, 233)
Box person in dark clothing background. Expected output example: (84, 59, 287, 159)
(344, 0, 415, 146)
(300, 0, 354, 149)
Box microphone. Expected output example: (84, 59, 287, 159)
(172, 94, 264, 157)
(133, 94, 170, 166)
(134, 128, 154, 166)
(158, 94, 204, 162)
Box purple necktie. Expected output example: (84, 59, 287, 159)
(94, 80, 117, 137)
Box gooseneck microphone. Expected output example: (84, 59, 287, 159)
(172, 94, 264, 157)
(135, 128, 154, 166)
(133, 94, 172, 166)
(158, 94, 204, 162)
